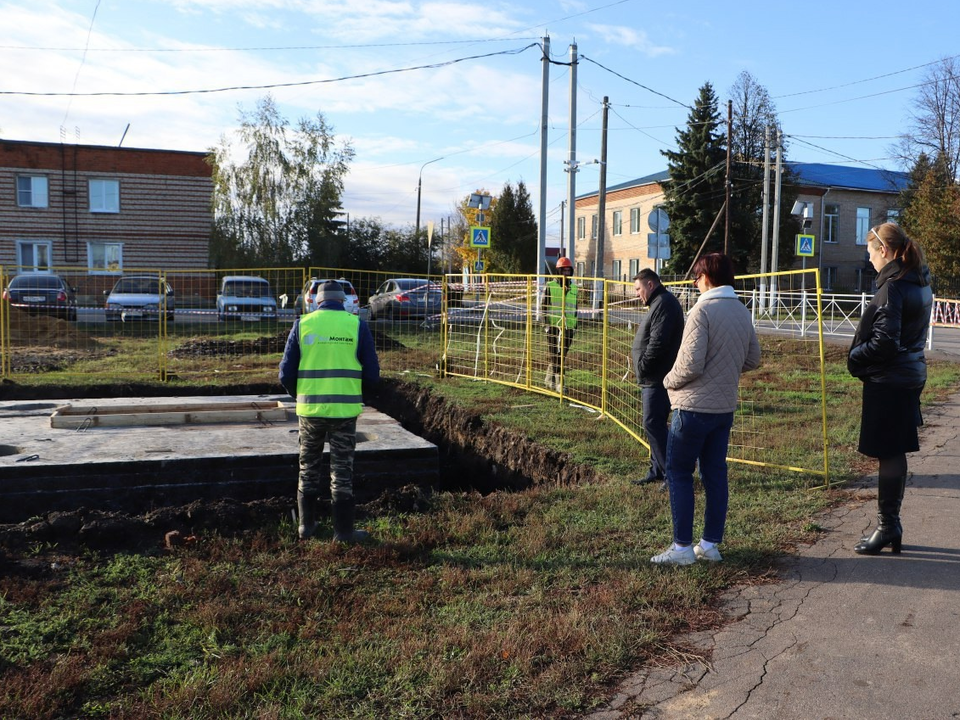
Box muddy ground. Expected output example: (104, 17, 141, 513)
(0, 360, 601, 560)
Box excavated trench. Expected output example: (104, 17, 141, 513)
(0, 378, 603, 555)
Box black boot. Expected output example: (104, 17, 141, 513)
(297, 491, 318, 541)
(854, 474, 905, 555)
(332, 496, 370, 544)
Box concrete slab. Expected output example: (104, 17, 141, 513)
(0, 395, 438, 521)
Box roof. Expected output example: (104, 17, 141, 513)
(577, 163, 907, 200)
(787, 162, 909, 193)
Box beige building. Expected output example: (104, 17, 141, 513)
(572, 163, 907, 291)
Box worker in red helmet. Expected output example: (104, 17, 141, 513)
(541, 256, 578, 391)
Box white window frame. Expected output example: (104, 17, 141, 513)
(824, 204, 839, 244)
(591, 214, 598, 240)
(89, 179, 120, 213)
(577, 216, 585, 240)
(629, 258, 639, 278)
(87, 241, 124, 274)
(17, 175, 49, 208)
(612, 259, 622, 280)
(612, 210, 622, 236)
(16, 240, 53, 272)
(855, 207, 871, 245)
(630, 207, 641, 234)
(576, 261, 585, 277)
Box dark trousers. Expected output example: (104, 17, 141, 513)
(641, 383, 671, 481)
(298, 415, 358, 502)
(546, 326, 574, 371)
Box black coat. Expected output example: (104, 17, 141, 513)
(632, 284, 684, 387)
(848, 259, 932, 388)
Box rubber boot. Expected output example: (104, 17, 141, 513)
(854, 474, 905, 555)
(297, 491, 318, 541)
(545, 365, 556, 391)
(332, 496, 370, 544)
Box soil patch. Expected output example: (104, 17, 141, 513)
(5, 308, 99, 350)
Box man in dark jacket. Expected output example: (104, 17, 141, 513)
(279, 280, 380, 543)
(630, 269, 684, 488)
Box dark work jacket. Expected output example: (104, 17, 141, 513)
(848, 259, 932, 388)
(631, 284, 684, 387)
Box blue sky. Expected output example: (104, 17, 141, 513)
(2, 0, 958, 247)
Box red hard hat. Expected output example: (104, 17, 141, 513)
(556, 257, 573, 269)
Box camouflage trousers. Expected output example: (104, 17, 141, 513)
(298, 415, 358, 502)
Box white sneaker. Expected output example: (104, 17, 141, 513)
(650, 544, 696, 566)
(694, 543, 723, 562)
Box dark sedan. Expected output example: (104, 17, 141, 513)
(2, 273, 78, 321)
(368, 278, 442, 321)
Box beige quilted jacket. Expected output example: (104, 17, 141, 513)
(663, 286, 761, 413)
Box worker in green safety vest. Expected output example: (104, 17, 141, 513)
(279, 280, 380, 543)
(541, 256, 578, 391)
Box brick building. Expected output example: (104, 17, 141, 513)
(1, 139, 212, 296)
(573, 163, 907, 290)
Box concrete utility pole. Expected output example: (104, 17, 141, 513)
(724, 99, 732, 256)
(537, 35, 550, 275)
(593, 96, 609, 309)
(566, 41, 578, 267)
(771, 128, 783, 306)
(760, 126, 771, 310)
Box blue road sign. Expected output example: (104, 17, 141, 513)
(796, 234, 815, 257)
(470, 226, 491, 248)
(474, 260, 485, 273)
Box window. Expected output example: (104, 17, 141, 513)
(88, 241, 123, 273)
(855, 207, 871, 245)
(887, 208, 901, 223)
(630, 207, 641, 234)
(89, 179, 120, 213)
(17, 240, 53, 272)
(823, 266, 838, 291)
(612, 259, 622, 280)
(629, 258, 640, 278)
(824, 204, 839, 243)
(576, 261, 585, 277)
(17, 175, 48, 208)
(855, 267, 868, 292)
(591, 214, 598, 240)
(577, 216, 585, 239)
(612, 210, 622, 236)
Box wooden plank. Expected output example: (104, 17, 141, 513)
(50, 401, 290, 429)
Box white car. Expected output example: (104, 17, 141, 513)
(104, 275, 175, 322)
(298, 277, 360, 316)
(216, 275, 278, 321)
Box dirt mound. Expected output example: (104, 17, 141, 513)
(5, 308, 99, 350)
(169, 330, 289, 358)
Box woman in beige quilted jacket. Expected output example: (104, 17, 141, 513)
(650, 253, 761, 566)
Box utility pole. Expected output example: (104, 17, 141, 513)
(537, 35, 550, 275)
(565, 41, 578, 267)
(559, 200, 565, 257)
(771, 128, 783, 307)
(760, 126, 771, 311)
(724, 99, 732, 256)
(593, 96, 609, 309)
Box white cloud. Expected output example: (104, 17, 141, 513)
(585, 23, 675, 57)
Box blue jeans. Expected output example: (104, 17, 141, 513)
(666, 409, 734, 546)
(641, 384, 671, 480)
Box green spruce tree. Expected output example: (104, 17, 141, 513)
(660, 83, 727, 275)
(487, 181, 539, 273)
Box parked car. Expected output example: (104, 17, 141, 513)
(2, 272, 78, 321)
(104, 275, 175, 322)
(216, 275, 278, 321)
(295, 277, 360, 316)
(368, 278, 442, 321)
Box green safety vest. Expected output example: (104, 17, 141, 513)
(296, 310, 363, 418)
(546, 280, 578, 330)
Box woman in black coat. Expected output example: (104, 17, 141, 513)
(848, 223, 932, 555)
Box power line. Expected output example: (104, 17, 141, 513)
(0, 38, 537, 53)
(0, 44, 540, 97)
(578, 55, 691, 109)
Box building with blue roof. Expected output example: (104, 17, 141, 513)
(571, 163, 906, 291)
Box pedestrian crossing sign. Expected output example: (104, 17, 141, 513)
(796, 234, 815, 257)
(470, 226, 491, 248)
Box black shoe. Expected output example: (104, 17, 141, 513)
(631, 475, 662, 487)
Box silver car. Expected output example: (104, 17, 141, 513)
(104, 275, 175, 322)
